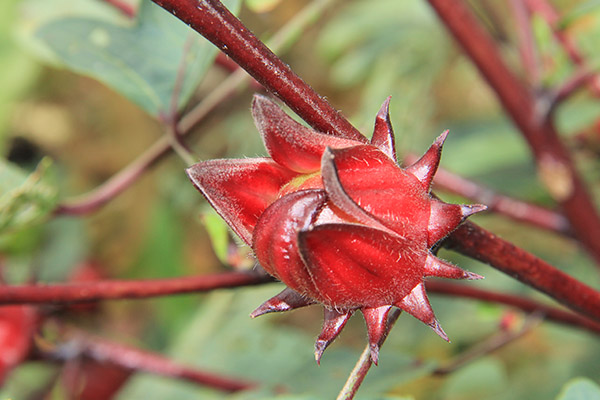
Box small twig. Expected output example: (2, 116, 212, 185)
(427, 281, 600, 335)
(336, 309, 402, 400)
(433, 313, 543, 376)
(404, 153, 571, 235)
(0, 271, 272, 305)
(539, 68, 596, 118)
(525, 0, 600, 97)
(44, 330, 256, 392)
(509, 0, 540, 85)
(159, 33, 198, 165)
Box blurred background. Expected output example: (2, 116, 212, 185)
(1, 0, 599, 398)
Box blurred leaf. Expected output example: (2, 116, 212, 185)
(557, 0, 600, 29)
(130, 197, 196, 344)
(0, 362, 57, 399)
(35, 216, 89, 282)
(0, 157, 58, 237)
(29, 0, 240, 116)
(531, 14, 571, 86)
(441, 358, 507, 399)
(0, 0, 40, 154)
(556, 378, 600, 400)
(245, 0, 282, 13)
(116, 286, 435, 399)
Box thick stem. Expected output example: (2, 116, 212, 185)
(427, 0, 600, 266)
(445, 222, 600, 322)
(150, 0, 365, 142)
(0, 271, 272, 305)
(427, 281, 600, 335)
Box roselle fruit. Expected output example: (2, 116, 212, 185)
(187, 95, 485, 364)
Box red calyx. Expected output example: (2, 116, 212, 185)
(187, 95, 486, 364)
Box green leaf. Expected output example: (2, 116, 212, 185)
(201, 208, 231, 266)
(31, 0, 240, 116)
(556, 378, 600, 400)
(0, 157, 58, 236)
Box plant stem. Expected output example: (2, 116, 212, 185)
(46, 330, 256, 392)
(509, 0, 539, 85)
(446, 221, 600, 322)
(151, 0, 366, 142)
(336, 309, 402, 400)
(0, 271, 272, 305)
(427, 0, 600, 267)
(427, 281, 600, 335)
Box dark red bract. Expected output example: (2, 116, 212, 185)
(187, 95, 485, 364)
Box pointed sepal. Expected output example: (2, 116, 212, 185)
(370, 97, 396, 162)
(315, 308, 354, 364)
(323, 145, 430, 241)
(405, 130, 448, 191)
(361, 305, 392, 365)
(396, 283, 448, 342)
(428, 199, 487, 247)
(423, 253, 484, 280)
(252, 95, 362, 173)
(250, 287, 316, 318)
(187, 158, 298, 245)
(321, 147, 395, 234)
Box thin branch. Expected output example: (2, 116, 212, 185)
(0, 271, 272, 305)
(150, 0, 366, 142)
(54, 137, 172, 216)
(161, 33, 197, 166)
(45, 330, 256, 392)
(445, 221, 600, 322)
(336, 309, 402, 400)
(525, 0, 600, 99)
(539, 68, 595, 118)
(509, 0, 540, 84)
(432, 313, 543, 376)
(427, 0, 600, 267)
(404, 153, 571, 235)
(427, 281, 600, 335)
(55, 0, 334, 216)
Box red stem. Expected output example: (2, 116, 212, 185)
(139, 0, 600, 324)
(150, 0, 365, 142)
(0, 271, 272, 305)
(510, 0, 539, 84)
(404, 153, 571, 234)
(446, 221, 600, 322)
(427, 281, 600, 335)
(427, 0, 600, 267)
(51, 331, 256, 392)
